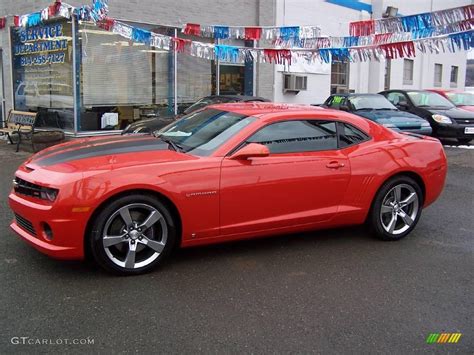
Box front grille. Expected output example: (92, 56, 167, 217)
(452, 118, 474, 125)
(14, 177, 45, 199)
(14, 213, 36, 236)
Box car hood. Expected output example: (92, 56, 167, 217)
(456, 105, 474, 113)
(427, 107, 474, 120)
(24, 135, 194, 172)
(355, 110, 426, 126)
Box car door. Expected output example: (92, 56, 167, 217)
(219, 119, 351, 236)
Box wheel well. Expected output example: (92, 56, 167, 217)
(365, 171, 426, 224)
(83, 189, 182, 261)
(388, 171, 426, 204)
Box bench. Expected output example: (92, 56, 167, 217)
(0, 110, 65, 152)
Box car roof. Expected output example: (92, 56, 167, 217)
(330, 93, 383, 97)
(204, 95, 269, 101)
(382, 89, 435, 93)
(207, 102, 374, 126)
(208, 102, 325, 116)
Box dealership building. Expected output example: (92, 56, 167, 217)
(0, 0, 470, 136)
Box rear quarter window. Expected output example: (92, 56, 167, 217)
(338, 122, 370, 148)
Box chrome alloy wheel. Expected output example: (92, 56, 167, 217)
(379, 184, 419, 235)
(102, 203, 168, 269)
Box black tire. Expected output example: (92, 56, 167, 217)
(89, 194, 177, 275)
(368, 176, 423, 241)
(457, 138, 472, 145)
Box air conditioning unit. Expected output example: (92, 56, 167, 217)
(283, 73, 307, 93)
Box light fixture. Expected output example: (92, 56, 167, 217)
(382, 6, 398, 18)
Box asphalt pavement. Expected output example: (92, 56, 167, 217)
(0, 141, 473, 354)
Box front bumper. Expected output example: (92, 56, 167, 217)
(8, 192, 86, 260)
(434, 122, 474, 139)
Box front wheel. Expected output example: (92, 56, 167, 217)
(369, 176, 423, 241)
(89, 194, 177, 275)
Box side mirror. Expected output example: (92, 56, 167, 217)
(230, 143, 270, 160)
(397, 101, 409, 110)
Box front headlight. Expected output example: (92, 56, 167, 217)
(432, 114, 452, 124)
(13, 177, 59, 202)
(40, 187, 59, 202)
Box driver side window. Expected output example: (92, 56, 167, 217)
(246, 120, 338, 154)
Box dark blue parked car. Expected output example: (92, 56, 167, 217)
(322, 93, 432, 136)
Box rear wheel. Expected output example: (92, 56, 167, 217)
(369, 176, 423, 241)
(89, 194, 177, 275)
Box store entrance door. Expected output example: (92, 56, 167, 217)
(0, 49, 5, 126)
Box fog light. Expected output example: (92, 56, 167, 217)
(42, 223, 53, 241)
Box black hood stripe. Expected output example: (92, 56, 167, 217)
(33, 135, 137, 160)
(35, 138, 169, 167)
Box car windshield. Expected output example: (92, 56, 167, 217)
(348, 95, 397, 110)
(446, 92, 474, 106)
(154, 108, 256, 156)
(407, 91, 454, 108)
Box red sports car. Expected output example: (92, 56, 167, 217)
(428, 89, 474, 112)
(9, 103, 447, 275)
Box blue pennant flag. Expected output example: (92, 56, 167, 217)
(131, 27, 152, 45)
(343, 36, 359, 47)
(214, 45, 239, 62)
(280, 26, 300, 41)
(449, 31, 474, 51)
(319, 48, 351, 63)
(401, 13, 432, 32)
(26, 12, 42, 27)
(214, 26, 230, 39)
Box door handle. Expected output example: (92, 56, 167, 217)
(326, 161, 345, 169)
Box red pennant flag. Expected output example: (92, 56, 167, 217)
(172, 37, 191, 52)
(98, 17, 116, 31)
(263, 49, 292, 65)
(374, 33, 392, 45)
(349, 19, 374, 36)
(0, 17, 6, 30)
(380, 41, 415, 59)
(13, 15, 20, 27)
(183, 23, 201, 36)
(244, 27, 262, 40)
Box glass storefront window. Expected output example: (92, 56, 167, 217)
(10, 20, 253, 135)
(78, 22, 175, 131)
(218, 64, 245, 95)
(176, 32, 213, 114)
(11, 19, 74, 130)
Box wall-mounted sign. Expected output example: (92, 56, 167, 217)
(13, 23, 68, 67)
(11, 19, 74, 112)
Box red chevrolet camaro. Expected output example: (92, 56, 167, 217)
(9, 103, 447, 274)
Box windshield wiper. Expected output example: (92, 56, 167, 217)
(354, 108, 374, 111)
(158, 136, 184, 152)
(375, 108, 396, 110)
